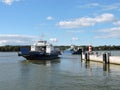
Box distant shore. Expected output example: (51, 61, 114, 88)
(0, 45, 120, 52)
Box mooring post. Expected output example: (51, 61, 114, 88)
(81, 52, 83, 61)
(106, 53, 110, 64)
(85, 52, 89, 61)
(103, 53, 110, 64)
(103, 53, 107, 64)
(87, 52, 90, 61)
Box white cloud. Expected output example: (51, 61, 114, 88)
(67, 30, 84, 33)
(95, 27, 120, 38)
(88, 3, 99, 7)
(1, 0, 20, 5)
(77, 3, 99, 8)
(95, 13, 115, 22)
(77, 2, 120, 11)
(46, 16, 54, 20)
(97, 27, 120, 33)
(58, 17, 95, 28)
(113, 21, 120, 26)
(57, 13, 116, 28)
(0, 34, 37, 46)
(49, 38, 57, 42)
(72, 37, 79, 41)
(0, 40, 8, 45)
(102, 3, 120, 11)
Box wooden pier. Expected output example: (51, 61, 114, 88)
(82, 53, 120, 65)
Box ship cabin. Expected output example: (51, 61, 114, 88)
(31, 40, 55, 54)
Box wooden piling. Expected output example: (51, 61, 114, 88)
(103, 53, 110, 64)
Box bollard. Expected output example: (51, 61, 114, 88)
(106, 53, 110, 64)
(85, 52, 89, 61)
(81, 52, 83, 61)
(103, 53, 107, 63)
(85, 53, 87, 60)
(103, 53, 110, 64)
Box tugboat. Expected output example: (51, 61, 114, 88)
(70, 45, 82, 55)
(18, 40, 61, 60)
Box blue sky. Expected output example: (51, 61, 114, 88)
(0, 0, 120, 46)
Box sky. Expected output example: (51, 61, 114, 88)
(0, 0, 120, 46)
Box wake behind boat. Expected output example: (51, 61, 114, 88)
(18, 40, 61, 60)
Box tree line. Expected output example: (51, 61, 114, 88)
(0, 45, 30, 52)
(0, 45, 120, 52)
(93, 45, 120, 51)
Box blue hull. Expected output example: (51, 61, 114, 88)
(18, 47, 60, 60)
(18, 51, 59, 60)
(22, 54, 59, 60)
(72, 49, 82, 55)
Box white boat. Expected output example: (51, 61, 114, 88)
(18, 40, 61, 60)
(70, 45, 82, 54)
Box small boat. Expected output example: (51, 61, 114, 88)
(70, 45, 82, 55)
(18, 40, 61, 60)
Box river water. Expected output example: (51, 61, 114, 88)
(0, 52, 120, 90)
(94, 50, 120, 56)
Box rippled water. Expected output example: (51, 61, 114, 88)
(0, 52, 120, 90)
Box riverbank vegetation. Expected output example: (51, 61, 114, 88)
(57, 45, 120, 51)
(0, 45, 30, 52)
(0, 45, 120, 52)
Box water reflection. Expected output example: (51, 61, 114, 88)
(19, 60, 31, 89)
(83, 60, 93, 76)
(84, 61, 90, 69)
(21, 59, 60, 66)
(103, 64, 110, 72)
(1, 52, 120, 90)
